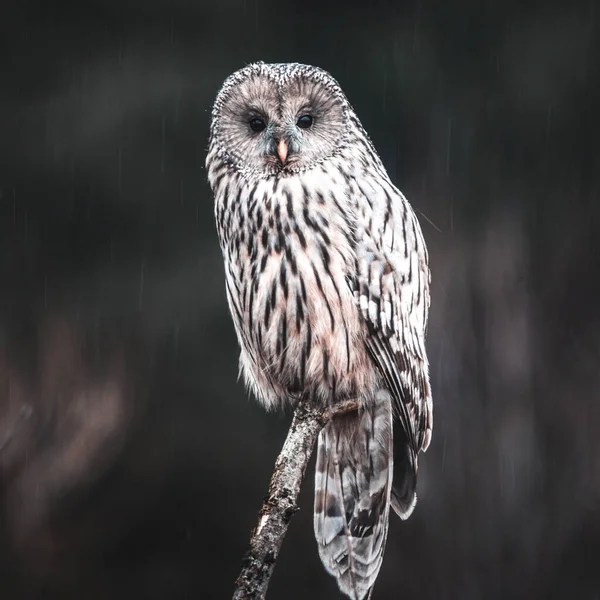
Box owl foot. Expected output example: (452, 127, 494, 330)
(321, 399, 360, 424)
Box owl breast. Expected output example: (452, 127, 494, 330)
(214, 166, 376, 410)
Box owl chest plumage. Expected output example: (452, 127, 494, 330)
(214, 164, 376, 409)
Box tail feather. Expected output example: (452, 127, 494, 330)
(314, 392, 393, 600)
(390, 424, 418, 519)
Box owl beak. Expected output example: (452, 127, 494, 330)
(276, 138, 289, 165)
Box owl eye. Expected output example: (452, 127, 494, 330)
(296, 115, 313, 129)
(249, 118, 266, 133)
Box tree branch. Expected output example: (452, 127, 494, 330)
(232, 398, 359, 600)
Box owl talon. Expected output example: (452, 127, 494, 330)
(321, 399, 360, 424)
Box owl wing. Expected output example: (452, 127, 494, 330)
(354, 176, 432, 518)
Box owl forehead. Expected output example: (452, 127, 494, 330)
(212, 62, 346, 120)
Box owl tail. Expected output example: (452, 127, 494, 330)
(314, 392, 393, 600)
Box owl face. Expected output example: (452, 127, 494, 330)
(210, 63, 350, 176)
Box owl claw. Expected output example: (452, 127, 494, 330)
(321, 399, 360, 424)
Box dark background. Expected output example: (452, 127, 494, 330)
(0, 0, 599, 598)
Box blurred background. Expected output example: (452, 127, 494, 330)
(0, 0, 599, 598)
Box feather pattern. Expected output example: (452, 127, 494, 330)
(206, 62, 433, 598)
(353, 172, 433, 517)
(314, 391, 393, 600)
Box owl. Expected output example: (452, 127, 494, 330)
(206, 62, 432, 600)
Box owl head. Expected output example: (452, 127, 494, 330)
(209, 62, 354, 177)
